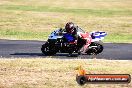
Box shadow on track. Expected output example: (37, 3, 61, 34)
(11, 53, 44, 56)
(10, 53, 79, 59)
(10, 52, 132, 60)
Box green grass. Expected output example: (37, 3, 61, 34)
(0, 5, 132, 17)
(104, 33, 132, 43)
(0, 0, 132, 42)
(0, 29, 49, 40)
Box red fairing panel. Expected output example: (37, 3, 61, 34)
(80, 33, 92, 45)
(80, 33, 89, 39)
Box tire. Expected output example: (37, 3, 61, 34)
(86, 41, 104, 55)
(94, 41, 103, 54)
(41, 42, 57, 56)
(76, 75, 87, 85)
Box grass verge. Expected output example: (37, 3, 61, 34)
(0, 58, 131, 88)
(0, 0, 132, 42)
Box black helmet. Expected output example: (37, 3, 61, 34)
(65, 22, 75, 33)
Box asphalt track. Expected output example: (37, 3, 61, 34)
(0, 39, 132, 60)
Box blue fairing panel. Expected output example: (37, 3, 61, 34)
(63, 33, 75, 42)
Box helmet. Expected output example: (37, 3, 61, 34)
(65, 22, 75, 33)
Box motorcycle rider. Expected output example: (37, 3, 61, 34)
(64, 22, 78, 43)
(64, 22, 92, 54)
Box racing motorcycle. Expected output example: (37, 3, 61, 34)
(41, 27, 107, 56)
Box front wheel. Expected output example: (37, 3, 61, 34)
(41, 42, 57, 56)
(86, 41, 104, 55)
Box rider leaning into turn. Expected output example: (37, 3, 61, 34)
(64, 22, 92, 54)
(64, 22, 78, 43)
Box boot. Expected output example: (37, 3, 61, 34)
(80, 45, 89, 55)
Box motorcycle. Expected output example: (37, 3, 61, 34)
(41, 27, 107, 56)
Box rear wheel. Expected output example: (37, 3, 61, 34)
(41, 42, 57, 56)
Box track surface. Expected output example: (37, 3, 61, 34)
(0, 39, 132, 60)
